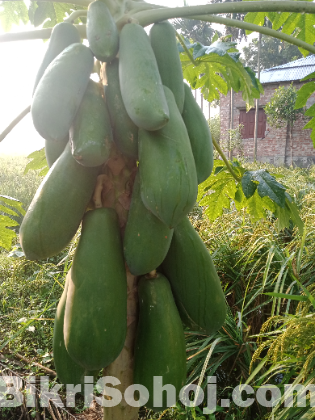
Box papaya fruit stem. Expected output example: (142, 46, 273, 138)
(0, 105, 30, 143)
(212, 138, 241, 183)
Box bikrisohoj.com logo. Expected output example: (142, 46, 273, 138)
(0, 375, 314, 412)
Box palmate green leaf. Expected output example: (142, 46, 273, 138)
(0, 1, 28, 32)
(0, 1, 84, 31)
(0, 195, 25, 217)
(244, 0, 315, 56)
(24, 148, 49, 176)
(180, 39, 263, 107)
(241, 169, 286, 207)
(0, 195, 25, 250)
(198, 160, 303, 233)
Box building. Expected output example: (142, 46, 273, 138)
(220, 55, 315, 166)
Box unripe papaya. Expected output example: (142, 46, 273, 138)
(150, 21, 185, 113)
(87, 0, 119, 62)
(31, 43, 94, 142)
(64, 208, 127, 371)
(33, 22, 81, 95)
(182, 84, 214, 184)
(53, 272, 94, 386)
(134, 273, 186, 411)
(20, 143, 99, 260)
(124, 173, 173, 275)
(162, 216, 226, 334)
(119, 23, 169, 131)
(106, 58, 138, 158)
(70, 80, 113, 167)
(45, 137, 68, 168)
(139, 86, 198, 228)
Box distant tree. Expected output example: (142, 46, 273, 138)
(173, 18, 217, 45)
(264, 84, 304, 166)
(242, 35, 303, 71)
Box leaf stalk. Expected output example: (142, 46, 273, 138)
(212, 138, 241, 183)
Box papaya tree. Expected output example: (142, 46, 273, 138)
(0, 1, 315, 420)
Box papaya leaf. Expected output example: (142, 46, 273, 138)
(0, 196, 25, 250)
(198, 160, 303, 233)
(0, 1, 28, 32)
(180, 39, 262, 107)
(244, 1, 315, 56)
(0, 195, 25, 217)
(295, 81, 315, 109)
(24, 148, 49, 176)
(241, 170, 286, 207)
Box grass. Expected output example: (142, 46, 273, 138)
(0, 154, 42, 219)
(1, 155, 315, 419)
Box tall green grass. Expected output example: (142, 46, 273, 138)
(1, 159, 315, 419)
(0, 154, 43, 211)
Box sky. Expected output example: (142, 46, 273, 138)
(0, 0, 238, 156)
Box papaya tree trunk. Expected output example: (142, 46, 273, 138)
(103, 269, 139, 420)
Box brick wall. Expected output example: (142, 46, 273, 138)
(220, 81, 315, 167)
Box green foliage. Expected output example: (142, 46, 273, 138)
(241, 35, 303, 71)
(178, 37, 263, 108)
(0, 1, 86, 32)
(198, 160, 304, 234)
(244, 1, 315, 56)
(265, 84, 304, 129)
(295, 71, 315, 147)
(208, 114, 220, 145)
(24, 148, 49, 176)
(173, 18, 218, 45)
(0, 195, 25, 250)
(0, 1, 28, 32)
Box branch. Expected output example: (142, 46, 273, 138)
(212, 138, 241, 183)
(189, 14, 315, 55)
(0, 105, 31, 143)
(0, 24, 86, 42)
(64, 10, 87, 23)
(1, 0, 91, 6)
(134, 1, 315, 26)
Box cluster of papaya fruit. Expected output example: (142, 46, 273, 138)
(19, 1, 226, 411)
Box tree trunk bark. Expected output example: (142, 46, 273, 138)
(103, 269, 139, 420)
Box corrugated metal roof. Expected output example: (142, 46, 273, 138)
(259, 55, 315, 84)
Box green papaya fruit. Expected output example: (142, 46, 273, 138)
(162, 216, 226, 334)
(20, 143, 99, 260)
(150, 21, 185, 113)
(33, 22, 81, 95)
(106, 58, 138, 158)
(45, 137, 68, 168)
(53, 272, 94, 386)
(134, 273, 186, 411)
(182, 84, 214, 184)
(70, 80, 113, 167)
(139, 86, 198, 228)
(119, 23, 169, 131)
(87, 0, 119, 62)
(64, 208, 127, 371)
(31, 43, 94, 142)
(124, 173, 173, 276)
